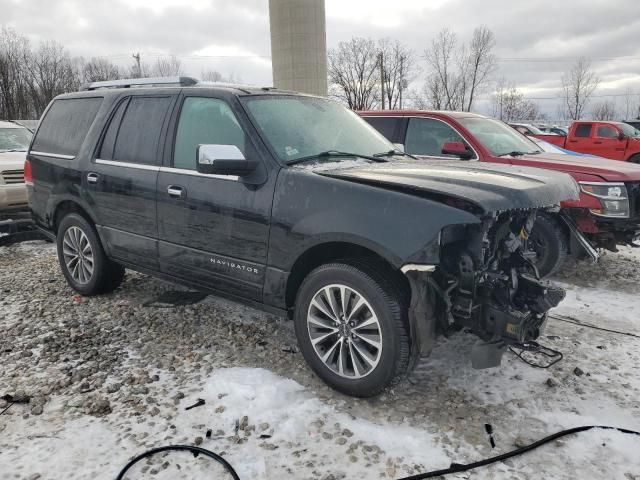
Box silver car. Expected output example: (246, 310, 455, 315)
(0, 121, 32, 213)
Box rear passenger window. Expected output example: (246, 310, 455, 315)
(173, 97, 246, 170)
(100, 96, 172, 165)
(31, 97, 102, 157)
(363, 117, 400, 142)
(574, 124, 592, 137)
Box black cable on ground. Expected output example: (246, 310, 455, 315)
(116, 426, 640, 480)
(549, 314, 640, 339)
(115, 444, 240, 480)
(396, 425, 640, 480)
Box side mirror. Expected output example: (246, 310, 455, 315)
(618, 132, 626, 141)
(441, 141, 473, 160)
(196, 144, 257, 176)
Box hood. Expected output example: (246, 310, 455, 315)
(514, 152, 640, 182)
(316, 159, 579, 214)
(0, 151, 27, 171)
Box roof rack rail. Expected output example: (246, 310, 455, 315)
(80, 76, 198, 91)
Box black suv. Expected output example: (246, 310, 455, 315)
(26, 77, 578, 397)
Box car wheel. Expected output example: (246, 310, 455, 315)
(293, 260, 410, 397)
(56, 213, 124, 295)
(525, 214, 568, 278)
(629, 154, 640, 164)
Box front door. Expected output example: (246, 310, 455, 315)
(156, 94, 276, 301)
(87, 93, 176, 269)
(591, 124, 627, 160)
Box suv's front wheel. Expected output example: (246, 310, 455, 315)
(294, 261, 410, 397)
(56, 213, 124, 295)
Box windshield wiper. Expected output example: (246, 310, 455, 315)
(0, 149, 27, 153)
(287, 150, 388, 165)
(373, 149, 414, 159)
(498, 151, 538, 157)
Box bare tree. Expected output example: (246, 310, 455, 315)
(80, 57, 121, 83)
(423, 26, 496, 111)
(24, 40, 80, 116)
(591, 99, 618, 121)
(0, 27, 33, 119)
(492, 78, 540, 121)
(328, 37, 380, 110)
(200, 69, 239, 83)
(378, 39, 415, 109)
(561, 57, 600, 120)
(150, 56, 183, 77)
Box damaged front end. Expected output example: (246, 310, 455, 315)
(404, 209, 566, 370)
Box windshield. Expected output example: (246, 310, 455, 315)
(242, 95, 394, 163)
(458, 117, 540, 156)
(617, 123, 640, 138)
(0, 127, 32, 152)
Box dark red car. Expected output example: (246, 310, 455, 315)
(360, 110, 640, 276)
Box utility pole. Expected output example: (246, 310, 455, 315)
(132, 52, 142, 77)
(399, 56, 404, 110)
(379, 52, 385, 110)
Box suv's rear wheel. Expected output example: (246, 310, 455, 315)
(56, 213, 124, 295)
(525, 214, 568, 278)
(293, 261, 409, 397)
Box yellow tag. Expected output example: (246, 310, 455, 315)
(505, 323, 518, 336)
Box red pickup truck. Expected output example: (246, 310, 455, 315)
(360, 110, 640, 276)
(527, 121, 640, 163)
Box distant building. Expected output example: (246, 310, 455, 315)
(269, 0, 328, 96)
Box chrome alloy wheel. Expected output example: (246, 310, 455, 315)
(62, 226, 94, 284)
(306, 284, 383, 379)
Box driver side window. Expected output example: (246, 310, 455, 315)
(595, 125, 618, 139)
(173, 97, 247, 170)
(404, 118, 473, 158)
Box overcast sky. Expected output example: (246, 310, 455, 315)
(3, 0, 640, 117)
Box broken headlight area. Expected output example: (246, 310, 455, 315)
(435, 210, 566, 368)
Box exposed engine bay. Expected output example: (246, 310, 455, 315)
(406, 209, 566, 369)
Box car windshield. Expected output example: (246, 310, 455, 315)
(242, 95, 394, 163)
(0, 127, 32, 152)
(616, 122, 640, 137)
(459, 117, 541, 156)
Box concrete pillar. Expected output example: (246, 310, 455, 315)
(269, 0, 328, 96)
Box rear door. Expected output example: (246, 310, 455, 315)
(87, 93, 176, 269)
(156, 92, 277, 301)
(567, 123, 594, 155)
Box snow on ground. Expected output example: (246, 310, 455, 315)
(0, 241, 639, 479)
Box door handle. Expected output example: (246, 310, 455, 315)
(569, 140, 577, 143)
(594, 141, 602, 144)
(86, 172, 99, 184)
(167, 185, 185, 198)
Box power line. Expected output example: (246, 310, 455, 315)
(497, 55, 640, 63)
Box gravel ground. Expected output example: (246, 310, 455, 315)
(0, 241, 639, 479)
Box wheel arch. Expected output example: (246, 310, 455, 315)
(51, 199, 97, 234)
(284, 240, 409, 312)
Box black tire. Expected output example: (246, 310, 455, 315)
(526, 214, 568, 278)
(293, 260, 410, 397)
(629, 154, 640, 164)
(56, 213, 125, 295)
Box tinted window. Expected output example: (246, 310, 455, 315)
(596, 125, 618, 138)
(99, 99, 129, 160)
(173, 97, 246, 170)
(31, 97, 102, 156)
(574, 124, 592, 137)
(405, 118, 472, 158)
(363, 117, 400, 142)
(101, 96, 172, 165)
